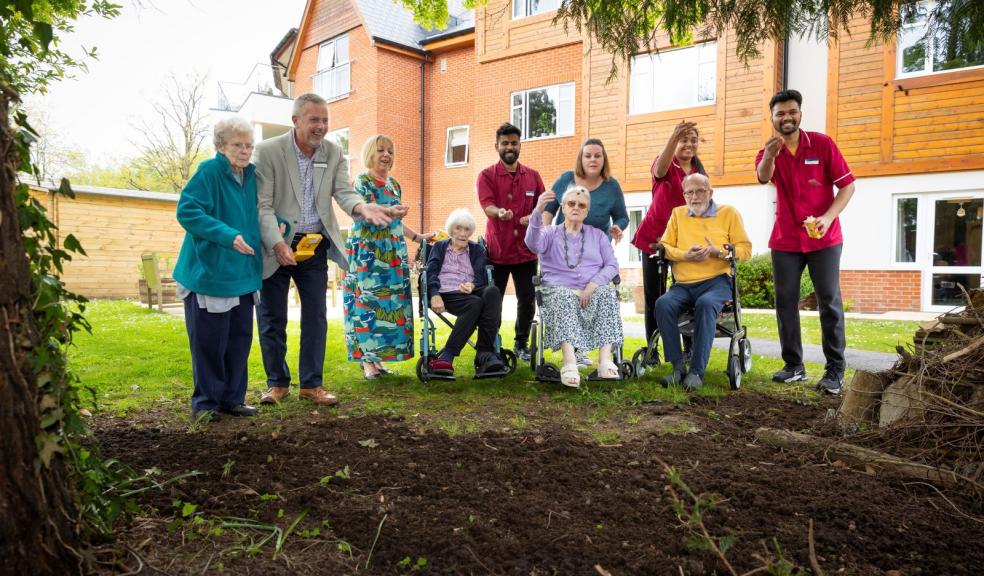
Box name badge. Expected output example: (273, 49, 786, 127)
(525, 190, 535, 197)
(313, 161, 328, 169)
(804, 158, 820, 165)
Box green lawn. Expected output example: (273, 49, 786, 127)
(71, 301, 832, 420)
(627, 311, 918, 354)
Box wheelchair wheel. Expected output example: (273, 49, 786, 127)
(620, 361, 635, 379)
(529, 320, 539, 373)
(631, 347, 648, 377)
(738, 337, 752, 374)
(726, 344, 742, 390)
(415, 356, 429, 383)
(501, 349, 518, 375)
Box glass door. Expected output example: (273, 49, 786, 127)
(924, 195, 983, 311)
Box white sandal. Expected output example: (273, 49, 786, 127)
(597, 361, 621, 380)
(560, 364, 581, 388)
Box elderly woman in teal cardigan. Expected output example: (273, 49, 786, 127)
(172, 117, 263, 423)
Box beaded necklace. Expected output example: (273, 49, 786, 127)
(561, 227, 585, 269)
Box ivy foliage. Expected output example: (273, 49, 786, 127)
(3, 0, 138, 539)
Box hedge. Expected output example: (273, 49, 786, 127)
(735, 252, 814, 308)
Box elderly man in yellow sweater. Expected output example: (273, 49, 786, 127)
(655, 173, 752, 391)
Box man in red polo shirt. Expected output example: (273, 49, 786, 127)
(756, 89, 856, 395)
(478, 122, 546, 361)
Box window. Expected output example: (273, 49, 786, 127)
(445, 126, 469, 166)
(627, 208, 645, 263)
(510, 83, 574, 140)
(898, 1, 984, 76)
(630, 42, 716, 114)
(313, 35, 350, 101)
(513, 0, 558, 19)
(895, 197, 918, 263)
(327, 128, 350, 172)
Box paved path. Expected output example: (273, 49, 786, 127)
(619, 322, 898, 373)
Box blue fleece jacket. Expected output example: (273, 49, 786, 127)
(425, 239, 489, 299)
(172, 152, 262, 297)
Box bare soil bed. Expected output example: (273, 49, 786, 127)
(93, 393, 984, 575)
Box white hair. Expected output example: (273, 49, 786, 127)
(562, 184, 591, 207)
(293, 93, 327, 116)
(213, 117, 253, 148)
(445, 208, 476, 234)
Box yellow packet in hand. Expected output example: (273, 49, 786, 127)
(804, 216, 822, 239)
(294, 234, 322, 262)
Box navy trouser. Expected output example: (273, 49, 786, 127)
(772, 244, 846, 374)
(184, 294, 254, 412)
(439, 285, 502, 357)
(256, 235, 328, 389)
(654, 274, 731, 377)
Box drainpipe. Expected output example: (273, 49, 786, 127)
(419, 55, 427, 234)
(782, 32, 789, 89)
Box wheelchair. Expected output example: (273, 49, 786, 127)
(414, 239, 517, 383)
(630, 243, 752, 390)
(528, 272, 634, 383)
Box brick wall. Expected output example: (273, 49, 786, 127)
(840, 270, 921, 312)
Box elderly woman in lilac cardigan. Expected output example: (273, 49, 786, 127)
(525, 185, 624, 388)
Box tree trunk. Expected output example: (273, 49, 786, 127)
(0, 85, 81, 573)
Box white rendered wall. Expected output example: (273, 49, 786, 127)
(785, 33, 828, 133)
(618, 170, 984, 272)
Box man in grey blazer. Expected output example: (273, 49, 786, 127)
(254, 93, 391, 406)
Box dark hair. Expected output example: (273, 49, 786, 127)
(575, 138, 611, 180)
(677, 126, 707, 177)
(495, 122, 521, 141)
(769, 89, 803, 111)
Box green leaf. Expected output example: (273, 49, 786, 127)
(32, 22, 53, 53)
(63, 233, 86, 255)
(181, 502, 198, 517)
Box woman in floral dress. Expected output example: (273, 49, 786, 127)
(343, 135, 429, 378)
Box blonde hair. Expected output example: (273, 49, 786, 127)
(361, 134, 395, 170)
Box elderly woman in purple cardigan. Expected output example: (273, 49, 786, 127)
(525, 185, 624, 388)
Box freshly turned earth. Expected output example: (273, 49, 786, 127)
(93, 393, 984, 575)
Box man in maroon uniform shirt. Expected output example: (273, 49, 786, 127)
(756, 89, 856, 395)
(477, 123, 545, 361)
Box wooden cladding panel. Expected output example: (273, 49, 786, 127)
(479, 0, 581, 60)
(47, 193, 185, 299)
(304, 0, 360, 48)
(830, 13, 984, 172)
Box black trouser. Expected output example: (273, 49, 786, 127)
(772, 244, 846, 374)
(641, 251, 669, 341)
(490, 259, 536, 348)
(439, 286, 502, 358)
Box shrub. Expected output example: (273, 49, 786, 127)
(736, 252, 814, 308)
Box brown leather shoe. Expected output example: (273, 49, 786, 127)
(298, 387, 339, 406)
(259, 387, 289, 405)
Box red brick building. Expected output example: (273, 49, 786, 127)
(281, 0, 984, 312)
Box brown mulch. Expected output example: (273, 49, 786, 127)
(92, 393, 984, 575)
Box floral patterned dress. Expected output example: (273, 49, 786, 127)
(343, 173, 414, 362)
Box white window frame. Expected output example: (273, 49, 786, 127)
(896, 0, 984, 78)
(510, 82, 575, 141)
(629, 42, 717, 115)
(444, 125, 470, 167)
(513, 0, 558, 19)
(892, 194, 921, 267)
(312, 34, 351, 101)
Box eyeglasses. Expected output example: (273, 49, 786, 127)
(565, 200, 588, 209)
(228, 142, 254, 151)
(683, 188, 710, 197)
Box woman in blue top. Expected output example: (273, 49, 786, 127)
(172, 117, 263, 423)
(542, 138, 629, 242)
